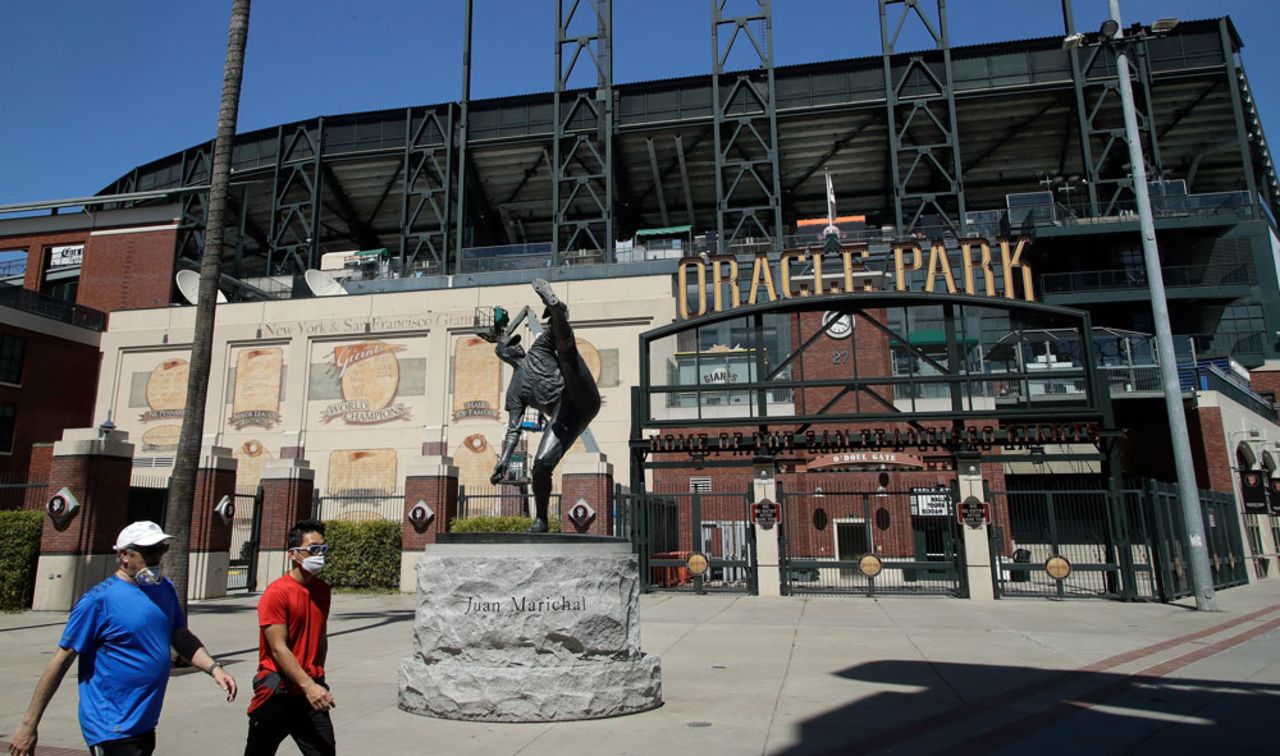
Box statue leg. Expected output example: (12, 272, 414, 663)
(534, 279, 601, 423)
(529, 401, 568, 532)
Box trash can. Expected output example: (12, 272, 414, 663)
(1011, 548, 1032, 582)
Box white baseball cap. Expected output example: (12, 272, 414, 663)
(113, 521, 175, 551)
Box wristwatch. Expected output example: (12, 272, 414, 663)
(207, 661, 224, 675)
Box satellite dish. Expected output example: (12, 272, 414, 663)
(175, 270, 228, 305)
(304, 269, 348, 297)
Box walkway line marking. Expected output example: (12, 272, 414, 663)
(940, 616, 1280, 754)
(838, 601, 1280, 755)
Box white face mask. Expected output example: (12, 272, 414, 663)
(301, 555, 325, 575)
(136, 565, 163, 586)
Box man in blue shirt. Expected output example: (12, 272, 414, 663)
(8, 521, 238, 756)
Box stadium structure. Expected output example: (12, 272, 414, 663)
(3, 1, 1280, 603)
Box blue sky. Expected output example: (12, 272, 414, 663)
(0, 0, 1276, 207)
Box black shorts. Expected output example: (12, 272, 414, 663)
(91, 730, 155, 756)
(244, 691, 336, 756)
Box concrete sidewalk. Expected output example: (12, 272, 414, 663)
(2, 582, 1279, 755)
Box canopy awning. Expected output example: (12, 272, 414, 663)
(635, 225, 692, 237)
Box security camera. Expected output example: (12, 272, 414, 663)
(46, 487, 81, 524)
(408, 500, 434, 530)
(214, 495, 236, 525)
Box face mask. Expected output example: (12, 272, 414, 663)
(301, 555, 325, 575)
(136, 565, 163, 586)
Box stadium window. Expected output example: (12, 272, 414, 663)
(689, 476, 712, 493)
(0, 404, 15, 454)
(0, 333, 24, 385)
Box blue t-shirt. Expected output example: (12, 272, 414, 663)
(59, 575, 186, 746)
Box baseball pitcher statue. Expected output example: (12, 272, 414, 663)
(482, 279, 601, 532)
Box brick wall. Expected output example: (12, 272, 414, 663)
(77, 229, 176, 313)
(1188, 405, 1234, 494)
(0, 321, 100, 477)
(190, 467, 236, 552)
(403, 474, 458, 549)
(561, 472, 613, 535)
(259, 476, 315, 552)
(40, 454, 133, 555)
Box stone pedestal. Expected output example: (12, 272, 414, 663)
(398, 535, 662, 722)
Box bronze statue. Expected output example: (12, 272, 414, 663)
(483, 279, 600, 532)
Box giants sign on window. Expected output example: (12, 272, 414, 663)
(49, 244, 84, 269)
(1239, 469, 1267, 514)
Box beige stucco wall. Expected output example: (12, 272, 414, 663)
(96, 275, 677, 496)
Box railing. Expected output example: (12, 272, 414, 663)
(313, 490, 404, 522)
(0, 286, 106, 330)
(0, 259, 27, 278)
(1041, 260, 1255, 295)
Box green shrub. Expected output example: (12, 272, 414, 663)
(0, 511, 44, 612)
(320, 519, 401, 591)
(449, 516, 560, 533)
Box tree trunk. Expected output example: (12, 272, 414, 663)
(165, 0, 252, 611)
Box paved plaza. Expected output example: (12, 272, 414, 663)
(2, 582, 1279, 755)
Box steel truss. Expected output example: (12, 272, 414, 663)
(880, 0, 967, 238)
(711, 0, 783, 252)
(176, 142, 213, 265)
(401, 106, 455, 275)
(1061, 0, 1163, 217)
(552, 0, 614, 265)
(267, 120, 324, 277)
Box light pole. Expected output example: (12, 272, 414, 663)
(1100, 1, 1218, 609)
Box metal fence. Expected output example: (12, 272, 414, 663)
(620, 489, 756, 594)
(0, 473, 46, 511)
(987, 479, 1248, 601)
(312, 490, 404, 522)
(779, 489, 965, 597)
(227, 484, 263, 592)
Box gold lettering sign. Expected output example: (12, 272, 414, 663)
(676, 237, 1034, 319)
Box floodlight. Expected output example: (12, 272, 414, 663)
(1151, 17, 1180, 34)
(1062, 32, 1086, 50)
(1099, 19, 1121, 39)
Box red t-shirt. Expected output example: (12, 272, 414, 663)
(250, 573, 331, 711)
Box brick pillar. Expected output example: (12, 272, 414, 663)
(24, 443, 54, 511)
(33, 428, 134, 611)
(400, 455, 459, 592)
(560, 453, 614, 536)
(188, 446, 237, 600)
(256, 457, 315, 585)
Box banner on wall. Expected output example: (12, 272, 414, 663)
(229, 348, 283, 430)
(1239, 469, 1268, 514)
(319, 340, 411, 425)
(139, 358, 188, 422)
(1268, 477, 1280, 516)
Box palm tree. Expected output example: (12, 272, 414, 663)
(165, 0, 252, 609)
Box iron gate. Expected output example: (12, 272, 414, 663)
(778, 488, 965, 597)
(987, 486, 1131, 600)
(227, 484, 263, 592)
(617, 489, 756, 594)
(988, 480, 1249, 601)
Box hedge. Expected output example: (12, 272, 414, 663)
(320, 519, 401, 591)
(449, 515, 560, 533)
(0, 511, 44, 611)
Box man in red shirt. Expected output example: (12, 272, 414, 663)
(243, 520, 334, 756)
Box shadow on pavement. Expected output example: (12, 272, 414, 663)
(778, 659, 1280, 756)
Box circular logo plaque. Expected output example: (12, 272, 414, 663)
(858, 553, 883, 578)
(1045, 555, 1072, 581)
(686, 553, 710, 576)
(822, 311, 854, 339)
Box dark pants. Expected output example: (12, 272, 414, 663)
(244, 694, 336, 756)
(91, 730, 155, 756)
